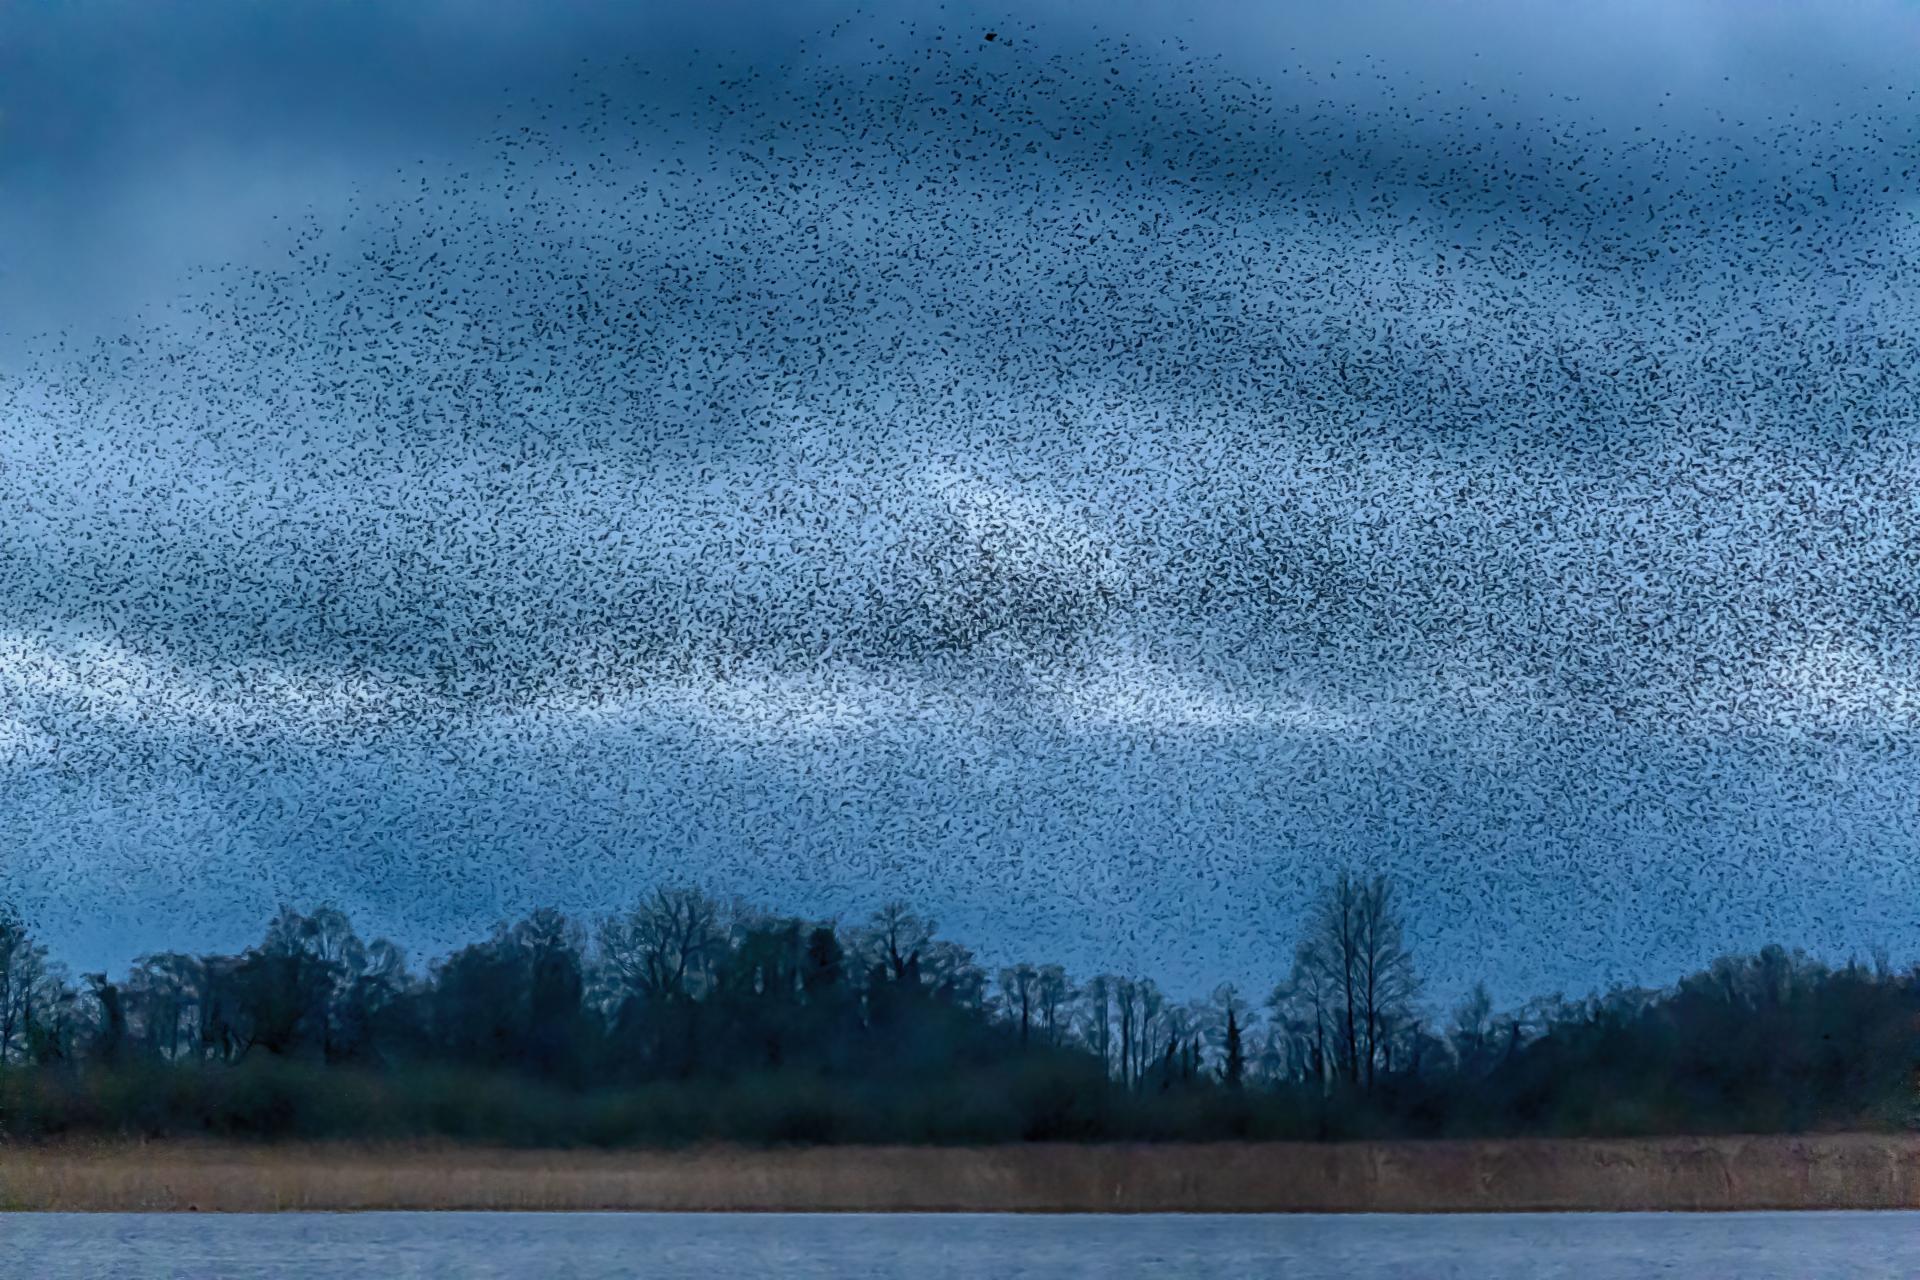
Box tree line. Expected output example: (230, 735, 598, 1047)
(2, 872, 1916, 1145)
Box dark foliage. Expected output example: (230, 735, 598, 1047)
(0, 886, 1915, 1145)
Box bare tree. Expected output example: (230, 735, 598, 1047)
(126, 953, 202, 1062)
(0, 909, 69, 1066)
(1269, 940, 1335, 1087)
(1078, 974, 1116, 1077)
(1354, 875, 1416, 1090)
(1111, 977, 1164, 1091)
(1112, 976, 1137, 1090)
(1450, 980, 1496, 1076)
(1034, 964, 1073, 1047)
(1294, 870, 1417, 1092)
(598, 887, 724, 1006)
(924, 939, 987, 1006)
(257, 906, 380, 1061)
(195, 955, 247, 1063)
(996, 963, 1039, 1046)
(858, 902, 935, 987)
(0, 908, 46, 1063)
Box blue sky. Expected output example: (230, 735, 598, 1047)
(4, 0, 1920, 1007)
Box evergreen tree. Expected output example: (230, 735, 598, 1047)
(1224, 1008, 1245, 1090)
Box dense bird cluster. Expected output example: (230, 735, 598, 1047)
(3, 15, 1919, 998)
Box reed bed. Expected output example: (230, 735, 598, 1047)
(5, 1135, 1920, 1212)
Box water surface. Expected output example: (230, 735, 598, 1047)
(2, 1211, 1917, 1278)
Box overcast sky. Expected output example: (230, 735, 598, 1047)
(5, 0, 1920, 1007)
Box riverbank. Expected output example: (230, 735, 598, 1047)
(5, 1135, 1920, 1212)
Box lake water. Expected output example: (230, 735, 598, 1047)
(2, 1211, 1916, 1278)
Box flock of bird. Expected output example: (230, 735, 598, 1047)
(4, 12, 1920, 999)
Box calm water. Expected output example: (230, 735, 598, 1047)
(1, 1212, 1916, 1278)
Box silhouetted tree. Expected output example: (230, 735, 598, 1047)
(1300, 869, 1416, 1092)
(0, 906, 55, 1063)
(997, 963, 1038, 1047)
(517, 909, 590, 1078)
(1270, 940, 1335, 1087)
(802, 925, 845, 996)
(861, 902, 933, 988)
(1079, 974, 1116, 1077)
(1450, 980, 1497, 1077)
(1035, 964, 1073, 1047)
(420, 910, 594, 1078)
(599, 887, 722, 1006)
(1223, 1008, 1246, 1090)
(7, 882, 1920, 1150)
(85, 973, 126, 1066)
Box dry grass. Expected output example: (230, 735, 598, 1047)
(5, 1135, 1920, 1212)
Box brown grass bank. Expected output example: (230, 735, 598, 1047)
(7, 1135, 1920, 1212)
